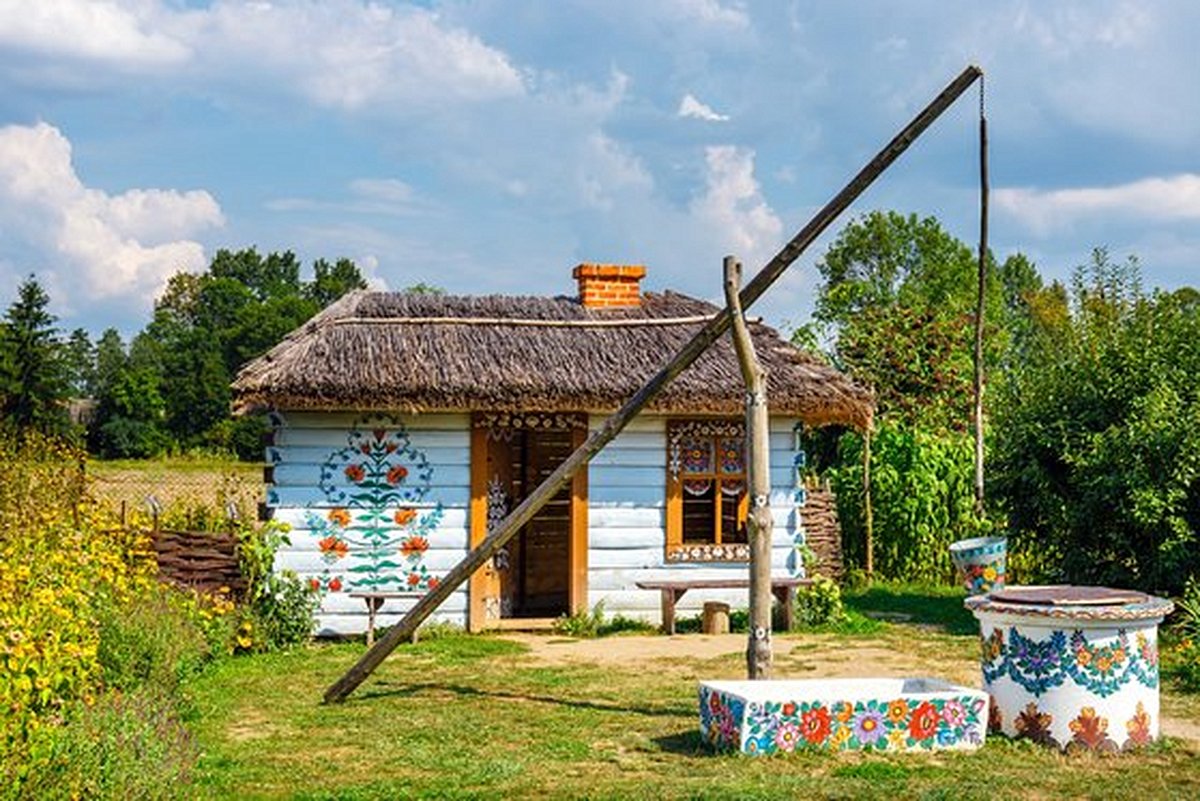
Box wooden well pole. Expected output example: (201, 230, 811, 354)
(323, 64, 983, 704)
(973, 75, 989, 519)
(724, 257, 773, 680)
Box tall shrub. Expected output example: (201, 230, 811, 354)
(992, 251, 1200, 593)
(831, 421, 980, 584)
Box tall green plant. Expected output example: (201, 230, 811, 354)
(831, 421, 981, 584)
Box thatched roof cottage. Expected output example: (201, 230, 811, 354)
(233, 264, 872, 634)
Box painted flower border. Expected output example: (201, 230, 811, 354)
(981, 626, 1159, 698)
(700, 687, 985, 755)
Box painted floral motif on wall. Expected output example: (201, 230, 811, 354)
(1008, 701, 1153, 752)
(305, 417, 444, 594)
(981, 626, 1158, 697)
(700, 687, 986, 754)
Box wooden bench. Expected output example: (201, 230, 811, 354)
(635, 578, 812, 635)
(348, 592, 424, 645)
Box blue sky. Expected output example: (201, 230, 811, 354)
(0, 1, 1197, 337)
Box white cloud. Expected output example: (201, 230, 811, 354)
(678, 93, 729, 122)
(0, 122, 222, 308)
(690, 146, 782, 266)
(996, 174, 1200, 234)
(577, 133, 652, 211)
(668, 0, 750, 29)
(0, 0, 189, 66)
(187, 1, 525, 109)
(0, 1, 525, 109)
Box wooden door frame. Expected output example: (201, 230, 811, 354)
(468, 415, 589, 632)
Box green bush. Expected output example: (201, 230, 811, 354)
(250, 570, 319, 650)
(553, 602, 656, 638)
(235, 521, 317, 651)
(830, 421, 983, 584)
(1167, 579, 1200, 692)
(8, 688, 195, 800)
(95, 585, 214, 696)
(793, 576, 847, 628)
(992, 254, 1200, 594)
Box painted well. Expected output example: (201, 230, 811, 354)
(967, 586, 1173, 752)
(698, 678, 988, 755)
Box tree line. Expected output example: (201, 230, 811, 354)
(801, 210, 1200, 595)
(0, 249, 368, 460)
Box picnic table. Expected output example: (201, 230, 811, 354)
(635, 577, 812, 634)
(347, 592, 424, 645)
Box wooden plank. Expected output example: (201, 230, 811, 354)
(569, 425, 589, 615)
(467, 425, 490, 632)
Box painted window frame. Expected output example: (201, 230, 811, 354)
(665, 419, 750, 562)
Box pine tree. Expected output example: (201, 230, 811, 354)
(0, 276, 69, 433)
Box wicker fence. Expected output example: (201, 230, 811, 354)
(152, 528, 246, 597)
(802, 480, 845, 582)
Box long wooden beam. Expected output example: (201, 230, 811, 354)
(323, 64, 983, 703)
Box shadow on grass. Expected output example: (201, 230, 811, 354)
(652, 729, 707, 755)
(844, 582, 976, 636)
(352, 680, 693, 719)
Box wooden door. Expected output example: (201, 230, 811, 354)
(469, 416, 588, 630)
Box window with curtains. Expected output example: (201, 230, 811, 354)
(665, 419, 750, 562)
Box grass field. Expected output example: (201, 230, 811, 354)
(185, 589, 1200, 800)
(86, 456, 263, 525)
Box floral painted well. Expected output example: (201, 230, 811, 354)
(967, 585, 1173, 753)
(698, 678, 988, 755)
(949, 536, 1007, 595)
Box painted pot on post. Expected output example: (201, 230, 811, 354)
(949, 536, 1007, 595)
(966, 586, 1173, 753)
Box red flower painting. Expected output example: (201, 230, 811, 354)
(344, 464, 366, 482)
(800, 706, 831, 745)
(318, 536, 349, 559)
(401, 536, 429, 557)
(908, 701, 940, 741)
(386, 466, 409, 485)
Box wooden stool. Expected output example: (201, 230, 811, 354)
(702, 601, 731, 635)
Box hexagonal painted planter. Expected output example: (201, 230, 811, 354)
(699, 678, 988, 755)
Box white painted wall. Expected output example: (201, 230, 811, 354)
(267, 411, 472, 636)
(585, 415, 807, 624)
(266, 411, 809, 634)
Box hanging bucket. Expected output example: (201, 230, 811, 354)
(949, 536, 1007, 595)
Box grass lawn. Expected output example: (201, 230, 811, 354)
(87, 455, 263, 519)
(187, 589, 1200, 800)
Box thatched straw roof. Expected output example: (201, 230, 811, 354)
(231, 290, 873, 429)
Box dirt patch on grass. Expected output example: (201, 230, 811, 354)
(503, 631, 976, 682)
(501, 631, 1199, 745)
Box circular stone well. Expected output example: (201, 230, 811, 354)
(966, 585, 1173, 752)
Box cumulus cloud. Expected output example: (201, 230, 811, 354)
(0, 122, 222, 308)
(186, 1, 525, 109)
(996, 174, 1200, 234)
(0, 0, 189, 67)
(678, 93, 729, 122)
(690, 146, 782, 265)
(0, 1, 524, 109)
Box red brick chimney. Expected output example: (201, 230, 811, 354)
(573, 263, 646, 308)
